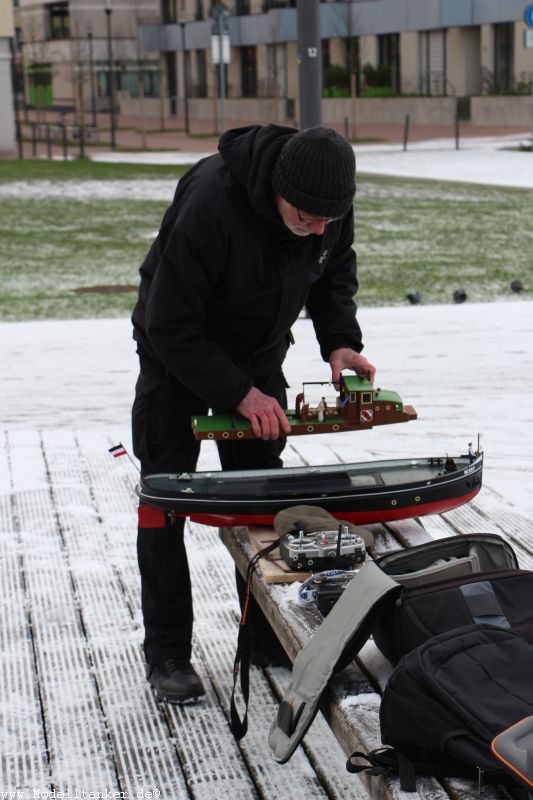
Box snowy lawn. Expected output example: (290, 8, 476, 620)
(0, 170, 531, 320)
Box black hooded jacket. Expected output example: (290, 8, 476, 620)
(131, 124, 363, 411)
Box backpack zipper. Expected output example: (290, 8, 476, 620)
(395, 568, 528, 604)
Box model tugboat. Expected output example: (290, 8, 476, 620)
(136, 448, 483, 528)
(191, 375, 417, 441)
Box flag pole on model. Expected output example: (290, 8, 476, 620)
(108, 443, 140, 472)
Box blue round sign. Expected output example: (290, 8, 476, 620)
(525, 4, 533, 26)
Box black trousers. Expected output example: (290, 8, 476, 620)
(132, 362, 287, 665)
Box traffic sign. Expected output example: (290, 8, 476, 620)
(525, 4, 533, 26)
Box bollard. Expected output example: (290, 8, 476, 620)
(46, 124, 52, 159)
(344, 115, 349, 141)
(403, 113, 411, 152)
(61, 123, 68, 160)
(16, 120, 23, 159)
(32, 122, 37, 157)
(79, 124, 85, 159)
(455, 109, 460, 150)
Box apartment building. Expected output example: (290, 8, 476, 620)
(16, 0, 160, 118)
(1, 0, 16, 153)
(15, 0, 533, 126)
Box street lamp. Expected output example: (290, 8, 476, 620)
(104, 0, 116, 149)
(211, 3, 230, 134)
(87, 25, 97, 128)
(178, 19, 190, 134)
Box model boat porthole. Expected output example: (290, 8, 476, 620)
(415, 495, 421, 502)
(391, 499, 398, 506)
(332, 424, 339, 431)
(208, 433, 215, 439)
(237, 431, 244, 438)
(307, 425, 314, 432)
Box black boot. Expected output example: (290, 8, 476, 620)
(146, 659, 205, 703)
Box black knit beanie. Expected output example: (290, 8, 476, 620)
(271, 127, 355, 218)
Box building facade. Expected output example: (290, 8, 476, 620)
(1, 0, 16, 153)
(16, 0, 160, 121)
(15, 0, 533, 126)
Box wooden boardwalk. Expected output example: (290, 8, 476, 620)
(2, 429, 533, 799)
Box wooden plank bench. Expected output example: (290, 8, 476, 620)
(220, 517, 524, 800)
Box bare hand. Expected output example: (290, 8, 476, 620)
(236, 386, 292, 440)
(329, 348, 377, 386)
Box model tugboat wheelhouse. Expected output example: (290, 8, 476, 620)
(137, 450, 483, 528)
(191, 375, 417, 441)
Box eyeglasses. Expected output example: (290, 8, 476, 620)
(296, 208, 343, 226)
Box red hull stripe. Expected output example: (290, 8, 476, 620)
(187, 488, 481, 528)
(138, 504, 167, 528)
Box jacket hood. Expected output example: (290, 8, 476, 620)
(218, 124, 297, 222)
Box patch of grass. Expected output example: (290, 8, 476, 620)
(0, 159, 191, 182)
(0, 196, 168, 320)
(0, 167, 531, 321)
(355, 176, 532, 306)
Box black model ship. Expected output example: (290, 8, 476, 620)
(137, 450, 483, 528)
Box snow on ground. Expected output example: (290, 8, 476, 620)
(0, 179, 178, 201)
(92, 151, 213, 166)
(355, 134, 533, 189)
(90, 133, 533, 189)
(2, 300, 532, 517)
(1, 135, 532, 515)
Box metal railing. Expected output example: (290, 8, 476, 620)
(419, 71, 456, 97)
(17, 121, 99, 160)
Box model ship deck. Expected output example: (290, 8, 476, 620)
(191, 376, 417, 441)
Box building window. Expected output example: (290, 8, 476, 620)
(344, 36, 360, 95)
(166, 51, 177, 101)
(240, 45, 257, 97)
(378, 32, 400, 94)
(419, 30, 447, 95)
(195, 49, 207, 97)
(322, 39, 331, 73)
(262, 1, 295, 8)
(266, 43, 287, 98)
(494, 22, 514, 91)
(236, 0, 250, 13)
(120, 70, 160, 98)
(161, 0, 176, 23)
(28, 63, 53, 106)
(48, 2, 69, 40)
(195, 0, 204, 20)
(144, 71, 160, 97)
(98, 69, 123, 96)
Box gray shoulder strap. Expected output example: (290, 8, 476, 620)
(269, 561, 399, 763)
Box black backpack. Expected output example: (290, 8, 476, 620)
(270, 532, 533, 795)
(349, 624, 533, 794)
(372, 532, 533, 664)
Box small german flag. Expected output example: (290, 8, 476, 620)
(109, 443, 127, 458)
